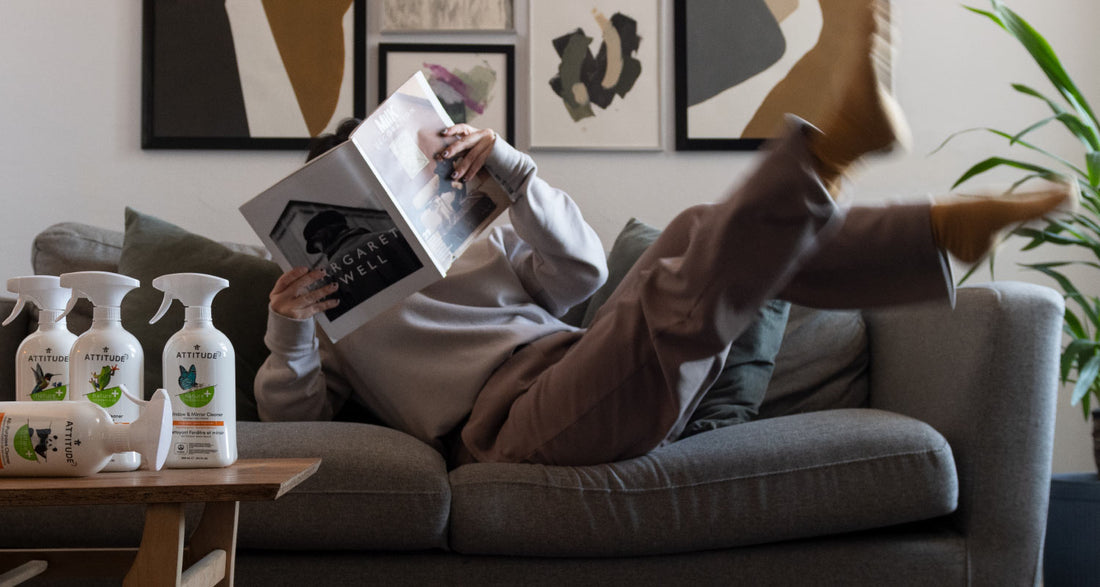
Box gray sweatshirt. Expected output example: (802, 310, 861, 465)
(254, 139, 609, 449)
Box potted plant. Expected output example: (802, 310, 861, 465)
(939, 0, 1100, 469)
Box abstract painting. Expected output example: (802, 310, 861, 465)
(382, 0, 513, 32)
(529, 0, 660, 150)
(379, 44, 515, 145)
(142, 0, 365, 150)
(675, 0, 891, 150)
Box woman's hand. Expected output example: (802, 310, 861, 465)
(437, 124, 497, 183)
(269, 267, 339, 320)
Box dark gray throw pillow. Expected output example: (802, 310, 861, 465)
(580, 218, 790, 439)
(117, 207, 282, 421)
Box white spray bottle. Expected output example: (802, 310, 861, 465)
(150, 273, 237, 468)
(0, 386, 172, 476)
(58, 271, 144, 472)
(3, 277, 78, 401)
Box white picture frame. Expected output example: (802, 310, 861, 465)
(529, 0, 661, 150)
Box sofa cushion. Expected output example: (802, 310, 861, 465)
(573, 218, 791, 436)
(117, 208, 281, 420)
(448, 409, 957, 557)
(236, 421, 452, 551)
(761, 305, 869, 419)
(31, 221, 126, 335)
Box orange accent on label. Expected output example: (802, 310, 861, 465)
(172, 420, 225, 427)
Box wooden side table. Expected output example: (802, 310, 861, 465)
(0, 457, 320, 587)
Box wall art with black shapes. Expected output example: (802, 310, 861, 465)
(142, 0, 366, 149)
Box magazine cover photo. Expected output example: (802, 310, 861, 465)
(351, 73, 510, 266)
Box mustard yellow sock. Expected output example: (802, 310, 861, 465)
(807, 0, 910, 197)
(929, 184, 1078, 263)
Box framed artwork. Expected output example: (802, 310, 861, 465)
(382, 0, 513, 32)
(529, 0, 661, 150)
(379, 44, 515, 145)
(142, 0, 366, 150)
(675, 0, 892, 150)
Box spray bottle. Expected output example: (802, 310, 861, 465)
(58, 271, 144, 472)
(0, 386, 172, 476)
(3, 277, 78, 401)
(150, 273, 236, 468)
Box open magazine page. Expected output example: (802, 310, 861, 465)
(239, 141, 442, 342)
(350, 72, 510, 274)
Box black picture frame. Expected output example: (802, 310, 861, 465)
(142, 0, 366, 150)
(674, 0, 763, 151)
(378, 43, 515, 146)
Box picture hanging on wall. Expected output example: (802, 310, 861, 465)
(528, 0, 661, 150)
(379, 44, 515, 145)
(675, 0, 892, 150)
(141, 0, 365, 150)
(382, 0, 513, 32)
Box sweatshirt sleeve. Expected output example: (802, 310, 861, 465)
(482, 138, 608, 316)
(253, 308, 352, 422)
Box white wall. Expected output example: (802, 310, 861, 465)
(1, 0, 1098, 472)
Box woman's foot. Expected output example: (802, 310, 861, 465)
(930, 181, 1080, 263)
(807, 0, 910, 196)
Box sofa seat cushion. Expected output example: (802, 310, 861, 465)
(448, 409, 957, 557)
(236, 421, 452, 551)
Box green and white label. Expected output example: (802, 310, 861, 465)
(12, 424, 37, 462)
(85, 386, 122, 408)
(178, 386, 215, 408)
(30, 386, 67, 402)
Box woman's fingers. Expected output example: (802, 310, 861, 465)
(437, 125, 497, 181)
(270, 268, 339, 319)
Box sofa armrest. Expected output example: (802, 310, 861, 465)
(0, 296, 27, 401)
(865, 281, 1063, 586)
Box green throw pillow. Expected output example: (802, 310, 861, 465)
(117, 207, 281, 421)
(582, 218, 790, 438)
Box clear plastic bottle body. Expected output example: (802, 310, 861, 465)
(68, 322, 143, 471)
(163, 322, 237, 468)
(0, 401, 118, 476)
(15, 318, 77, 402)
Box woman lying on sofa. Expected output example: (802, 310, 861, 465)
(254, 0, 1073, 467)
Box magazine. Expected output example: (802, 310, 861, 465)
(239, 72, 511, 341)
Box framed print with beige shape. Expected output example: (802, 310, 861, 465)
(675, 0, 893, 150)
(529, 0, 661, 150)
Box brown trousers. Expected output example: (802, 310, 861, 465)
(461, 121, 954, 466)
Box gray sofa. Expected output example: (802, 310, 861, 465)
(0, 219, 1063, 586)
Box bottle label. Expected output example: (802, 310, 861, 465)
(25, 357, 68, 401)
(30, 385, 67, 402)
(178, 385, 216, 408)
(168, 349, 233, 464)
(0, 414, 78, 471)
(85, 386, 123, 409)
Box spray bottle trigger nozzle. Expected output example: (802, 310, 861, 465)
(2, 296, 26, 327)
(56, 294, 81, 323)
(117, 384, 147, 406)
(149, 292, 175, 325)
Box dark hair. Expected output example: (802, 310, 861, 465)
(306, 118, 363, 162)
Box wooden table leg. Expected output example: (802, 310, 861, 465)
(186, 501, 239, 587)
(124, 502, 185, 587)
